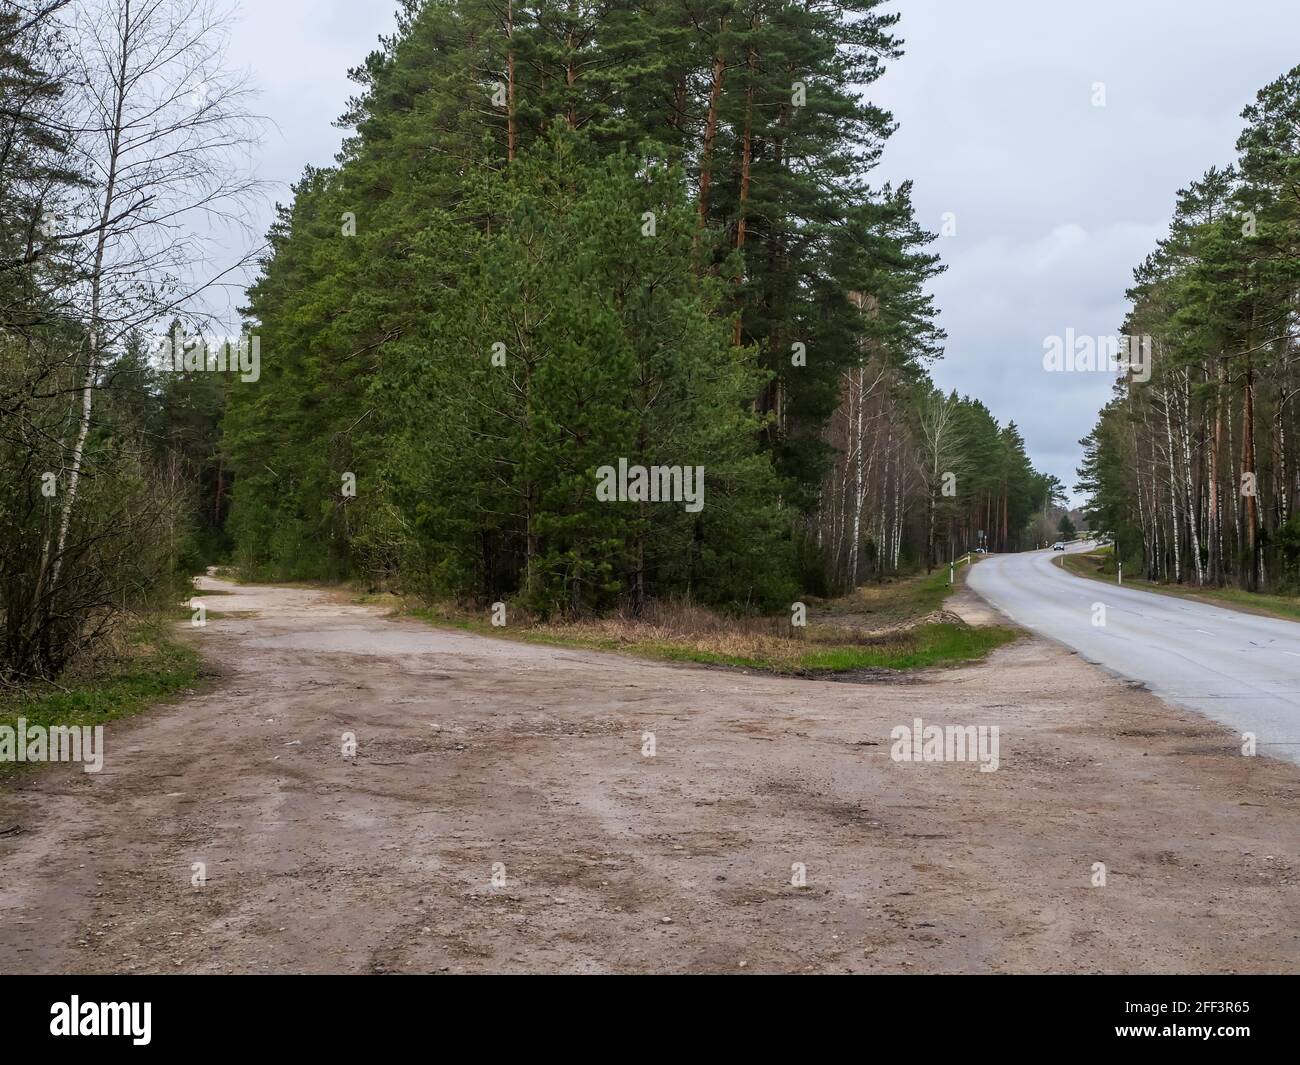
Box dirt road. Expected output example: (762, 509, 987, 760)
(1, 577, 1297, 973)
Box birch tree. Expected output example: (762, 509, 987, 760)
(2, 0, 261, 678)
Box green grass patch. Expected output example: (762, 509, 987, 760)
(405, 569, 1013, 681)
(633, 622, 1018, 673)
(0, 620, 201, 783)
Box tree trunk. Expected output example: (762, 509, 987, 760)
(47, 1, 132, 601)
(696, 20, 727, 227)
(1208, 363, 1223, 584)
(1162, 385, 1182, 582)
(1242, 339, 1260, 589)
(506, 0, 516, 160)
(1178, 371, 1202, 583)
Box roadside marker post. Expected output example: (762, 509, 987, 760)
(948, 553, 972, 586)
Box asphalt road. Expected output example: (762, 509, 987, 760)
(968, 544, 1300, 765)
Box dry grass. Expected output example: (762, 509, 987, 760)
(399, 568, 1016, 676)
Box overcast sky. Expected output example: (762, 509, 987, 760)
(222, 0, 1300, 502)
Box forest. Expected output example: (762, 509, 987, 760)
(1077, 64, 1300, 590)
(1, 0, 1055, 685)
(222, 0, 1057, 611)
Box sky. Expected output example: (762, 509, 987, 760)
(865, 0, 1300, 501)
(220, 0, 1300, 504)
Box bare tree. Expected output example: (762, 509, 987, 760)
(40, 0, 262, 607)
(1, 0, 264, 678)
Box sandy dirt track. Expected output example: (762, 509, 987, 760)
(1, 577, 1297, 974)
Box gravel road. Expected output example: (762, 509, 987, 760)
(1, 576, 1296, 973)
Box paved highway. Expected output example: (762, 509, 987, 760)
(968, 544, 1300, 765)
